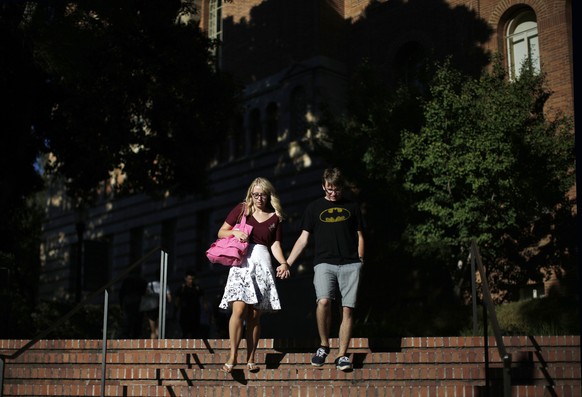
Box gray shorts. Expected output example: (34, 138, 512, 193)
(313, 262, 362, 308)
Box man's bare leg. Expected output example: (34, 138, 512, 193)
(311, 298, 332, 366)
(316, 298, 332, 347)
(337, 306, 354, 357)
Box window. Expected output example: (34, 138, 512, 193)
(70, 237, 112, 294)
(196, 210, 210, 272)
(217, 132, 229, 162)
(393, 41, 427, 93)
(161, 219, 176, 273)
(83, 239, 112, 291)
(265, 102, 279, 145)
(290, 86, 308, 140)
(129, 227, 144, 269)
(233, 115, 245, 159)
(208, 0, 224, 66)
(506, 10, 540, 79)
(249, 108, 262, 150)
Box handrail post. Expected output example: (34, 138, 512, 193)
(503, 354, 512, 397)
(158, 250, 168, 340)
(1, 356, 5, 397)
(483, 303, 490, 397)
(163, 250, 168, 339)
(100, 289, 109, 397)
(470, 251, 478, 335)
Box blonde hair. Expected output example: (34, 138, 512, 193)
(243, 177, 285, 221)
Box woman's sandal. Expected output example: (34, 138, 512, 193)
(222, 362, 235, 373)
(247, 362, 260, 373)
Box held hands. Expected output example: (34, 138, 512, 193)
(276, 263, 291, 279)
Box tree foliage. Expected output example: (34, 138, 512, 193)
(26, 0, 241, 203)
(1, 2, 52, 337)
(317, 57, 576, 302)
(0, 0, 241, 336)
(399, 58, 575, 296)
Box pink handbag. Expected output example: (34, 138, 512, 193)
(206, 209, 253, 266)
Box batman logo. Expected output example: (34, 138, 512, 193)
(319, 207, 351, 223)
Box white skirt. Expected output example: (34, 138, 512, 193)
(219, 244, 282, 312)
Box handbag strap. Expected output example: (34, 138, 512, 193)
(238, 204, 248, 228)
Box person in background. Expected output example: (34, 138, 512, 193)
(217, 177, 289, 373)
(119, 271, 147, 338)
(282, 167, 365, 372)
(142, 270, 172, 339)
(174, 268, 202, 339)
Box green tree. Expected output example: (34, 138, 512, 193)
(399, 58, 575, 298)
(318, 57, 575, 307)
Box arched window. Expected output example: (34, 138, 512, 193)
(265, 102, 279, 145)
(217, 133, 229, 162)
(506, 9, 540, 79)
(393, 41, 427, 93)
(249, 108, 262, 150)
(290, 86, 307, 140)
(233, 114, 245, 159)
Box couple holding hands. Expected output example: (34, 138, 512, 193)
(217, 168, 364, 374)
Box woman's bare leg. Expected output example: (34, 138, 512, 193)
(245, 306, 262, 365)
(226, 301, 247, 366)
(148, 317, 158, 339)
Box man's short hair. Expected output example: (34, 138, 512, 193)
(322, 167, 344, 187)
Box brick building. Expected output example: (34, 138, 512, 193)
(39, 0, 574, 338)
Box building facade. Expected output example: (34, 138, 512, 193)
(39, 0, 574, 338)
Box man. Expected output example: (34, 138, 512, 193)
(118, 271, 147, 338)
(174, 269, 202, 339)
(282, 167, 364, 372)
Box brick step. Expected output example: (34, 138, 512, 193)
(1, 336, 579, 396)
(6, 363, 580, 385)
(2, 383, 578, 397)
(4, 349, 579, 370)
(2, 335, 579, 352)
(3, 344, 580, 365)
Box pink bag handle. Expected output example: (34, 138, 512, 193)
(234, 203, 249, 230)
(239, 213, 248, 228)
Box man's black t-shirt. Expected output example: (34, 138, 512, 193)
(300, 197, 363, 265)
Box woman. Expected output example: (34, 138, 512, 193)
(141, 270, 172, 339)
(217, 177, 288, 373)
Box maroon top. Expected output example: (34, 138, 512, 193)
(225, 203, 282, 247)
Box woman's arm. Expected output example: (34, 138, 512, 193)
(217, 221, 249, 241)
(271, 240, 290, 279)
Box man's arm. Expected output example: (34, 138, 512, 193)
(357, 230, 365, 264)
(286, 230, 310, 267)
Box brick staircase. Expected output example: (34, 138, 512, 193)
(1, 336, 580, 396)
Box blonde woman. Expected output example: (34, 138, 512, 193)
(217, 177, 289, 373)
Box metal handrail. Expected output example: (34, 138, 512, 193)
(0, 246, 162, 397)
(469, 240, 512, 397)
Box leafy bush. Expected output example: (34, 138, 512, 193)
(29, 300, 122, 339)
(494, 295, 580, 335)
